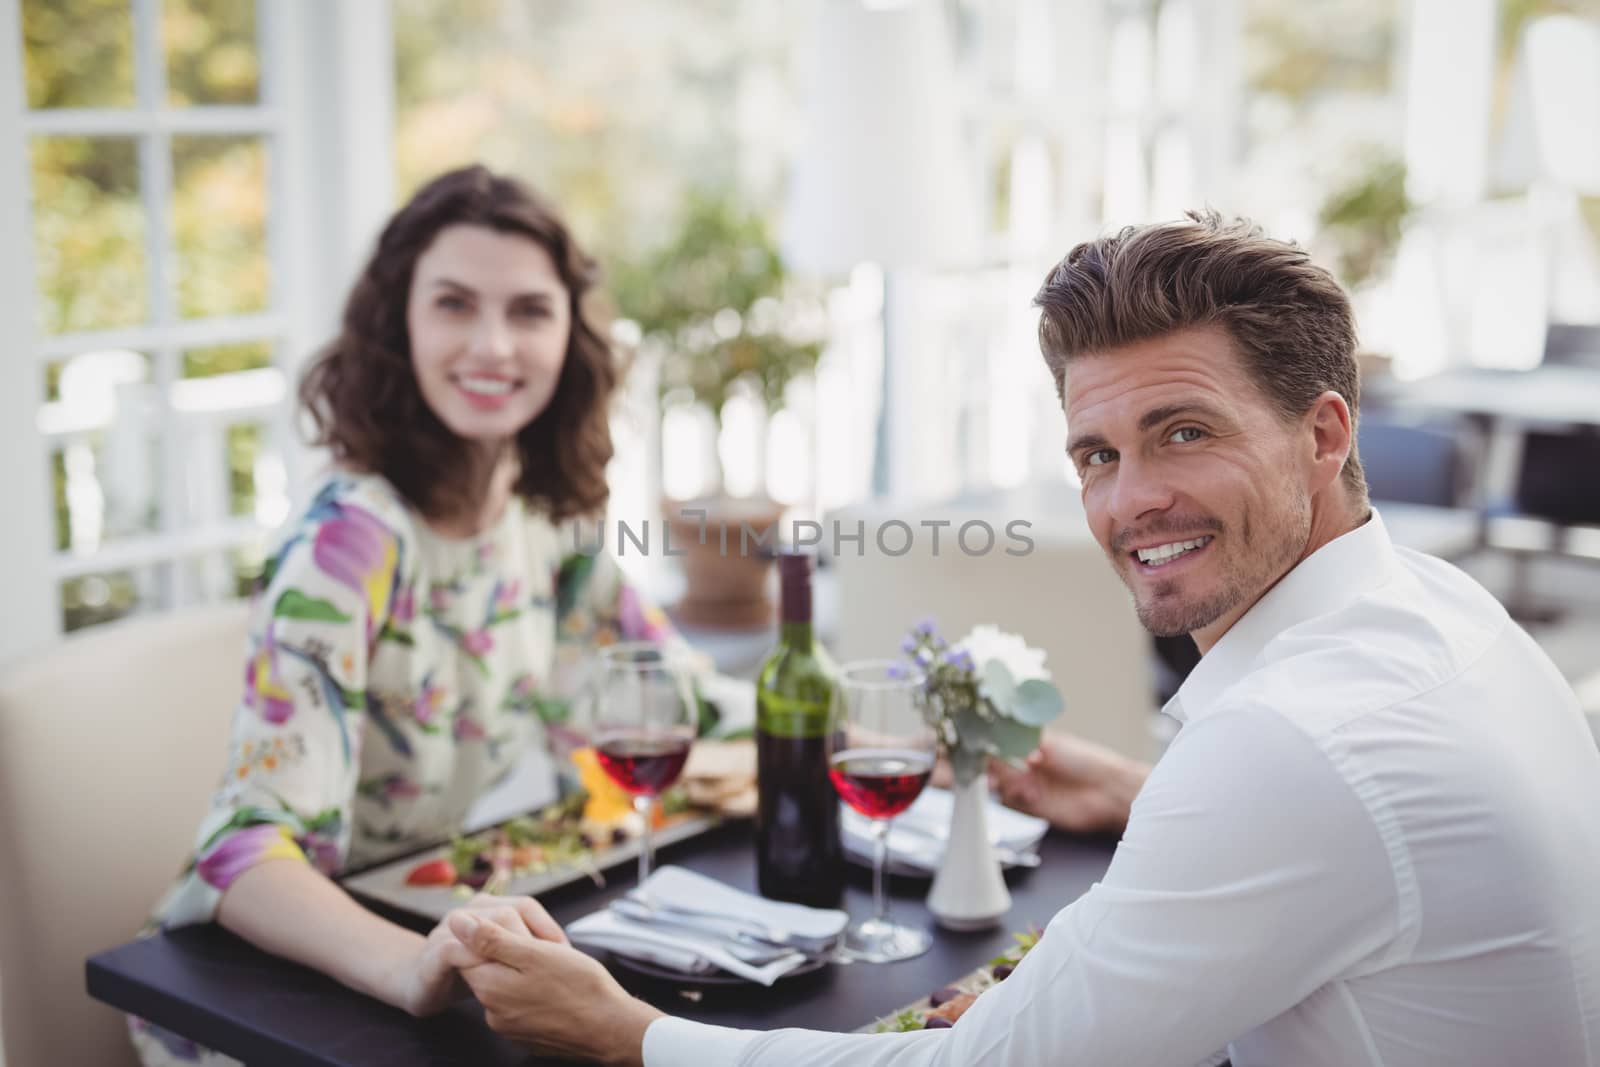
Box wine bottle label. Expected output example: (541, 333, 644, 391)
(757, 691, 831, 738)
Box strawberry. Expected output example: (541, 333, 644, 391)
(404, 858, 458, 887)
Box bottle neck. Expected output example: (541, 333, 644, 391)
(779, 619, 814, 649)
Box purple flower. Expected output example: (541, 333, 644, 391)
(299, 830, 341, 875)
(391, 586, 417, 624)
(414, 680, 445, 726)
(462, 629, 494, 656)
(900, 635, 919, 655)
(454, 714, 486, 741)
(312, 505, 397, 638)
(886, 662, 907, 679)
(494, 580, 522, 613)
(196, 823, 304, 890)
(430, 586, 451, 613)
(914, 616, 938, 637)
(384, 775, 421, 801)
(245, 641, 295, 725)
(943, 649, 976, 673)
(618, 583, 671, 641)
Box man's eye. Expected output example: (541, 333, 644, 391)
(512, 304, 549, 320)
(1169, 427, 1205, 444)
(437, 295, 469, 312)
(1085, 448, 1116, 467)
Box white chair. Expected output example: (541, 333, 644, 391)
(0, 603, 248, 1067)
(829, 483, 1158, 761)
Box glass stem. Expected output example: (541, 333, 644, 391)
(635, 794, 655, 897)
(872, 817, 890, 924)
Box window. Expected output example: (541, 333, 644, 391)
(2, 1, 393, 660)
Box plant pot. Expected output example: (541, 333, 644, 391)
(663, 495, 783, 630)
(926, 776, 1011, 931)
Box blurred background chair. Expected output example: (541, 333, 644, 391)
(1541, 322, 1600, 370)
(0, 603, 247, 1067)
(1355, 415, 1481, 561)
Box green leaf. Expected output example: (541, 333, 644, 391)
(979, 659, 1016, 706)
(1011, 679, 1064, 727)
(378, 622, 415, 647)
(990, 717, 1041, 762)
(948, 707, 993, 784)
(273, 589, 351, 623)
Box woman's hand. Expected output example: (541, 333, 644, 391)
(989, 733, 1150, 835)
(440, 911, 661, 1066)
(395, 893, 568, 1018)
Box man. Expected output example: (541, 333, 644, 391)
(440, 214, 1600, 1065)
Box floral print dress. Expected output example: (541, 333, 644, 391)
(131, 471, 674, 1065)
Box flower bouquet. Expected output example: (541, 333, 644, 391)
(899, 620, 1065, 787)
(898, 619, 1064, 930)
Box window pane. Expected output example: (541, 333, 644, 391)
(224, 422, 261, 518)
(165, 0, 260, 106)
(22, 0, 136, 109)
(230, 539, 270, 597)
(218, 420, 288, 526)
(172, 135, 269, 318)
(32, 137, 148, 335)
(182, 339, 273, 379)
(48, 354, 162, 552)
(61, 570, 144, 633)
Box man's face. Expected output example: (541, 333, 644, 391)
(1063, 326, 1313, 649)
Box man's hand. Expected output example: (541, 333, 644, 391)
(441, 910, 664, 1066)
(397, 894, 568, 1018)
(990, 732, 1150, 835)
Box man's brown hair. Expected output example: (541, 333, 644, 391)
(1033, 211, 1366, 499)
(299, 164, 617, 523)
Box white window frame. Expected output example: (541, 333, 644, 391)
(0, 0, 395, 665)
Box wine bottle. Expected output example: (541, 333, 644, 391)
(755, 552, 845, 906)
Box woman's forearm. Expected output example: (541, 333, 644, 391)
(216, 858, 425, 1010)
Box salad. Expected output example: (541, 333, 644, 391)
(401, 783, 692, 895)
(875, 926, 1043, 1032)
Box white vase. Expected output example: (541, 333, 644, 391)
(926, 775, 1011, 931)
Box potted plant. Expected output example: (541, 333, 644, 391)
(611, 191, 826, 628)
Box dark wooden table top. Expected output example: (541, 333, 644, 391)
(88, 822, 1117, 1066)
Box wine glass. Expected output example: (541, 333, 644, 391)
(591, 642, 698, 899)
(827, 659, 936, 963)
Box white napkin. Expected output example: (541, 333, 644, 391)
(566, 866, 848, 986)
(840, 786, 1049, 873)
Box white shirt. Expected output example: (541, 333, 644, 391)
(643, 511, 1600, 1067)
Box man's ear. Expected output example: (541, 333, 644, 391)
(1305, 390, 1353, 492)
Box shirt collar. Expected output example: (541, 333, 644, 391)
(1162, 510, 1395, 725)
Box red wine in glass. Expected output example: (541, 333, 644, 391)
(596, 734, 692, 796)
(829, 748, 932, 819)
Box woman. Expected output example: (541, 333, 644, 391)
(132, 165, 684, 1064)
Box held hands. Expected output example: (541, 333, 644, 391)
(439, 911, 662, 1067)
(989, 732, 1150, 836)
(398, 893, 568, 1018)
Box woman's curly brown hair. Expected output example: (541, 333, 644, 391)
(299, 164, 617, 523)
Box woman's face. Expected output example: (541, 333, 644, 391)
(406, 223, 572, 453)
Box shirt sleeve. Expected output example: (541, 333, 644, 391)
(644, 707, 1402, 1067)
(159, 494, 401, 927)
